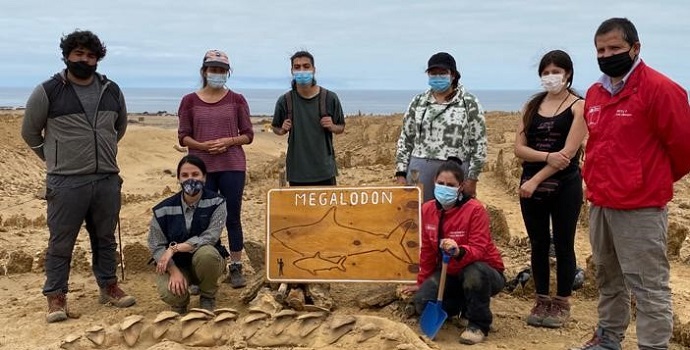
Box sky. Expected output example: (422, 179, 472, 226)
(0, 0, 688, 91)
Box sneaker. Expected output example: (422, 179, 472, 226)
(451, 315, 469, 328)
(225, 264, 246, 289)
(542, 296, 570, 328)
(459, 327, 485, 345)
(527, 294, 550, 327)
(199, 296, 215, 312)
(46, 293, 68, 323)
(569, 328, 622, 350)
(188, 284, 200, 296)
(99, 283, 136, 308)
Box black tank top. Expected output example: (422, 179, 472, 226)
(521, 100, 581, 179)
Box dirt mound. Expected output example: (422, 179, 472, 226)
(123, 242, 152, 272)
(486, 204, 511, 244)
(668, 221, 688, 258)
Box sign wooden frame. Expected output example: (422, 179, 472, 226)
(265, 186, 421, 283)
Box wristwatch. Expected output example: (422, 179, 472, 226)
(168, 241, 178, 254)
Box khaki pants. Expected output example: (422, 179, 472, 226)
(156, 245, 224, 308)
(589, 205, 672, 350)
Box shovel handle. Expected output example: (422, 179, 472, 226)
(436, 251, 451, 302)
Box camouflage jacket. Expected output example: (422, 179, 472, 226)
(395, 86, 487, 180)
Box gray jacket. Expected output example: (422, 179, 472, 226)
(21, 71, 127, 175)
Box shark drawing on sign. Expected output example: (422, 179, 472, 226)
(271, 207, 416, 264)
(293, 252, 347, 275)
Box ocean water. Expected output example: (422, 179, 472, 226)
(0, 87, 532, 115)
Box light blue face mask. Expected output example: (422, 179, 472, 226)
(207, 73, 227, 88)
(293, 71, 314, 85)
(428, 75, 451, 92)
(434, 184, 460, 207)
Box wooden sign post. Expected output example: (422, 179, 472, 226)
(266, 186, 421, 283)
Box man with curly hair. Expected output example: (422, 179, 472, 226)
(21, 29, 135, 323)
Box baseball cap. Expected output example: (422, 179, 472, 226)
(426, 52, 457, 73)
(202, 50, 231, 70)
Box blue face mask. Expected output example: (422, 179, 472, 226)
(207, 73, 227, 88)
(181, 179, 204, 196)
(434, 184, 460, 207)
(293, 71, 314, 85)
(428, 75, 451, 92)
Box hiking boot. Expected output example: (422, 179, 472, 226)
(46, 293, 68, 323)
(459, 327, 485, 345)
(225, 264, 246, 289)
(542, 296, 570, 328)
(199, 296, 215, 312)
(171, 305, 187, 314)
(527, 294, 550, 327)
(99, 283, 136, 308)
(569, 328, 622, 350)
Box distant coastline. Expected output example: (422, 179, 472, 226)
(0, 87, 533, 115)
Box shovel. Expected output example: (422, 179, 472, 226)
(420, 250, 451, 339)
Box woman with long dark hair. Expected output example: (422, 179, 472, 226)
(402, 157, 504, 345)
(514, 49, 587, 328)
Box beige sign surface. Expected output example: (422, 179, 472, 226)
(266, 186, 421, 283)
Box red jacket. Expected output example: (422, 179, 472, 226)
(583, 61, 690, 209)
(418, 198, 504, 285)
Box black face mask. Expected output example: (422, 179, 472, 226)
(597, 49, 634, 78)
(65, 60, 97, 79)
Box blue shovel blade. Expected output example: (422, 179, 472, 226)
(420, 300, 447, 339)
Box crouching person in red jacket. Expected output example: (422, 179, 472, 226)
(403, 157, 505, 345)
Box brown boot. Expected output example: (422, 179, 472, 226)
(542, 296, 570, 328)
(99, 282, 136, 308)
(46, 293, 68, 323)
(526, 294, 551, 327)
(286, 287, 306, 311)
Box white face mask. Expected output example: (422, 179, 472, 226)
(540, 73, 565, 93)
(207, 73, 228, 88)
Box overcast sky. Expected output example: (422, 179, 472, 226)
(1, 0, 688, 91)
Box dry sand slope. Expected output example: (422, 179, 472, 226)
(0, 111, 690, 349)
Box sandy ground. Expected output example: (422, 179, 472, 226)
(0, 111, 689, 350)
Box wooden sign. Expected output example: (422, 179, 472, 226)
(266, 186, 421, 283)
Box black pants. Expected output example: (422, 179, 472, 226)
(43, 174, 121, 295)
(289, 177, 336, 187)
(519, 172, 582, 297)
(413, 262, 505, 335)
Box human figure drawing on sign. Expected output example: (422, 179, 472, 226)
(277, 258, 285, 276)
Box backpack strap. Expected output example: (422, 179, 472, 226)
(318, 88, 334, 156)
(285, 91, 293, 121)
(319, 88, 329, 117)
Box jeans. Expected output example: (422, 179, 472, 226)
(205, 171, 245, 252)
